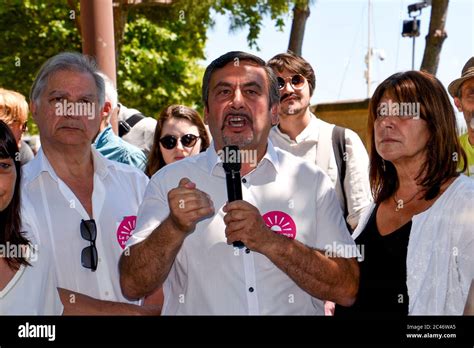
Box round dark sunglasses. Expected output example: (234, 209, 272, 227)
(277, 74, 306, 90)
(159, 134, 200, 150)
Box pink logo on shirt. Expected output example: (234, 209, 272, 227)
(262, 211, 296, 239)
(116, 216, 137, 249)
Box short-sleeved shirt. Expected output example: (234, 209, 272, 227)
(0, 241, 63, 315)
(93, 125, 147, 171)
(127, 141, 357, 315)
(459, 133, 474, 178)
(21, 147, 149, 303)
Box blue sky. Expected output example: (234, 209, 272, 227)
(202, 0, 473, 129)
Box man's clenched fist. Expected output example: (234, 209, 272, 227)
(168, 178, 214, 235)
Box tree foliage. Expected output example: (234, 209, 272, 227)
(0, 0, 301, 134)
(0, 0, 81, 133)
(0, 0, 208, 128)
(117, 14, 205, 117)
(114, 0, 215, 115)
(213, 0, 290, 49)
(0, 0, 81, 101)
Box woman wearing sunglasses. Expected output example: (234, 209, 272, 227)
(146, 105, 210, 177)
(0, 121, 63, 314)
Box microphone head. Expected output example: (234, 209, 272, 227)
(222, 145, 241, 172)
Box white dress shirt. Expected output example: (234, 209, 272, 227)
(127, 141, 357, 315)
(21, 147, 149, 303)
(353, 175, 474, 314)
(0, 239, 63, 315)
(269, 113, 372, 229)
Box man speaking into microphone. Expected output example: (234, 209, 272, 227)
(119, 51, 359, 315)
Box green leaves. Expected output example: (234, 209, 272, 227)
(213, 0, 291, 49)
(118, 13, 205, 116)
(0, 0, 297, 132)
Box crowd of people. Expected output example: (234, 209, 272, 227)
(0, 50, 473, 315)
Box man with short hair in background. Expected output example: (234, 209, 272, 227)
(267, 53, 371, 231)
(93, 72, 147, 171)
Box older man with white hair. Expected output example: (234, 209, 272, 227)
(21, 51, 160, 314)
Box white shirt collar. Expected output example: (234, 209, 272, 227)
(205, 139, 280, 177)
(273, 112, 320, 144)
(23, 146, 112, 185)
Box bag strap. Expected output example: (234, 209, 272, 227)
(126, 113, 145, 128)
(315, 123, 334, 173)
(332, 126, 349, 228)
(118, 113, 145, 137)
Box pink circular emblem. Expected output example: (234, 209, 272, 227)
(116, 216, 137, 249)
(262, 211, 296, 239)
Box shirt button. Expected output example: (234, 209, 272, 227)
(242, 178, 247, 184)
(98, 258, 102, 263)
(248, 287, 254, 292)
(245, 248, 250, 254)
(105, 291, 109, 297)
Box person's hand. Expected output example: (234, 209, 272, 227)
(168, 178, 214, 235)
(324, 301, 335, 316)
(223, 200, 275, 253)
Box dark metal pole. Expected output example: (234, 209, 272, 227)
(411, 15, 420, 70)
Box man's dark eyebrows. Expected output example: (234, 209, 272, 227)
(212, 81, 232, 90)
(80, 94, 96, 100)
(242, 81, 263, 91)
(48, 90, 68, 97)
(47, 90, 95, 99)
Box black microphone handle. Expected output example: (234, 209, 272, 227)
(225, 171, 245, 248)
(226, 171, 242, 201)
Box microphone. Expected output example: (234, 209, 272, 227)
(222, 145, 245, 248)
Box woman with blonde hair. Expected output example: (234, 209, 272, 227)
(0, 88, 34, 164)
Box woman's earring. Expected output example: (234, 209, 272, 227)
(382, 159, 386, 172)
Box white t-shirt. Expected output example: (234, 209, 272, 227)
(269, 114, 372, 229)
(21, 147, 149, 303)
(0, 243, 63, 315)
(127, 141, 357, 315)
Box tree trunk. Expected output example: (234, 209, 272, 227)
(113, 0, 130, 60)
(67, 0, 82, 35)
(112, 0, 173, 62)
(420, 0, 449, 75)
(288, 1, 310, 56)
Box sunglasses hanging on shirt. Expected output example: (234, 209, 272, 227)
(80, 219, 98, 272)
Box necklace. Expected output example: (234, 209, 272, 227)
(392, 191, 420, 212)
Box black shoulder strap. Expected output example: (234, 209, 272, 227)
(126, 113, 145, 128)
(118, 113, 145, 137)
(332, 126, 349, 228)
